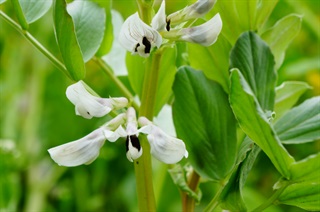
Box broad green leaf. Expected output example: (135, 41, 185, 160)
(92, 0, 113, 56)
(168, 165, 201, 202)
(229, 69, 294, 178)
(67, 0, 106, 62)
(274, 81, 311, 121)
(234, 0, 257, 30)
(290, 153, 320, 182)
(11, 0, 29, 29)
(53, 0, 85, 80)
(127, 46, 177, 116)
(277, 181, 320, 211)
(19, 0, 52, 24)
(172, 67, 237, 180)
(275, 96, 320, 144)
(262, 14, 302, 69)
(188, 34, 231, 92)
(230, 31, 276, 111)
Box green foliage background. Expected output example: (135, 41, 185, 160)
(0, 0, 319, 211)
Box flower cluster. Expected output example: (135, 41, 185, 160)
(48, 81, 188, 167)
(119, 0, 222, 57)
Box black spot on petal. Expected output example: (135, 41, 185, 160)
(142, 36, 151, 54)
(166, 19, 171, 31)
(134, 43, 140, 52)
(126, 135, 141, 152)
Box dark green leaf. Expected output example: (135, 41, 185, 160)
(188, 34, 231, 92)
(230, 31, 276, 111)
(261, 14, 302, 69)
(53, 0, 85, 80)
(19, 0, 52, 24)
(274, 81, 311, 121)
(229, 69, 294, 178)
(275, 96, 320, 144)
(172, 67, 237, 180)
(67, 0, 106, 62)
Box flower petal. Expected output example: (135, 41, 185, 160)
(104, 125, 127, 142)
(151, 0, 167, 32)
(119, 12, 162, 57)
(179, 13, 222, 46)
(48, 128, 106, 167)
(126, 107, 138, 135)
(126, 135, 143, 162)
(167, 0, 217, 25)
(138, 117, 188, 164)
(66, 81, 128, 119)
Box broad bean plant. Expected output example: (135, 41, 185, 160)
(1, 0, 319, 211)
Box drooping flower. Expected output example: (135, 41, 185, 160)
(66, 81, 128, 119)
(48, 114, 127, 167)
(125, 107, 143, 162)
(138, 117, 188, 164)
(119, 12, 162, 57)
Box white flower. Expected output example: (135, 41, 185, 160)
(151, 0, 167, 32)
(119, 12, 162, 57)
(125, 107, 143, 162)
(138, 117, 188, 164)
(66, 81, 128, 119)
(48, 114, 127, 167)
(176, 13, 222, 46)
(167, 0, 217, 25)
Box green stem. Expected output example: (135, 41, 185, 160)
(252, 181, 289, 212)
(134, 50, 163, 212)
(0, 10, 71, 79)
(93, 57, 139, 110)
(204, 181, 227, 212)
(136, 0, 153, 24)
(182, 170, 200, 212)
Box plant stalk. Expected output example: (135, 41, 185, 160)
(182, 170, 200, 212)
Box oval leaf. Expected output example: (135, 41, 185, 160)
(67, 0, 106, 62)
(230, 31, 276, 111)
(274, 81, 311, 121)
(53, 0, 85, 80)
(172, 67, 237, 180)
(275, 96, 320, 144)
(229, 69, 294, 178)
(19, 0, 52, 24)
(262, 14, 302, 69)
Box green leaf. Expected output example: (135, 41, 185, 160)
(277, 181, 320, 211)
(290, 153, 320, 182)
(275, 96, 320, 144)
(230, 31, 276, 111)
(188, 34, 231, 92)
(220, 138, 258, 211)
(229, 69, 294, 178)
(92, 0, 113, 56)
(19, 0, 52, 24)
(67, 0, 106, 62)
(11, 0, 29, 29)
(172, 67, 237, 180)
(126, 53, 146, 97)
(274, 81, 311, 121)
(261, 14, 302, 69)
(53, 0, 85, 81)
(211, 0, 278, 44)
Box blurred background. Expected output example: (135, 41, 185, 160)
(0, 0, 319, 211)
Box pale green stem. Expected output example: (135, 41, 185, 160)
(134, 50, 163, 211)
(252, 181, 289, 212)
(182, 170, 200, 212)
(0, 10, 71, 79)
(93, 57, 139, 110)
(136, 0, 153, 24)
